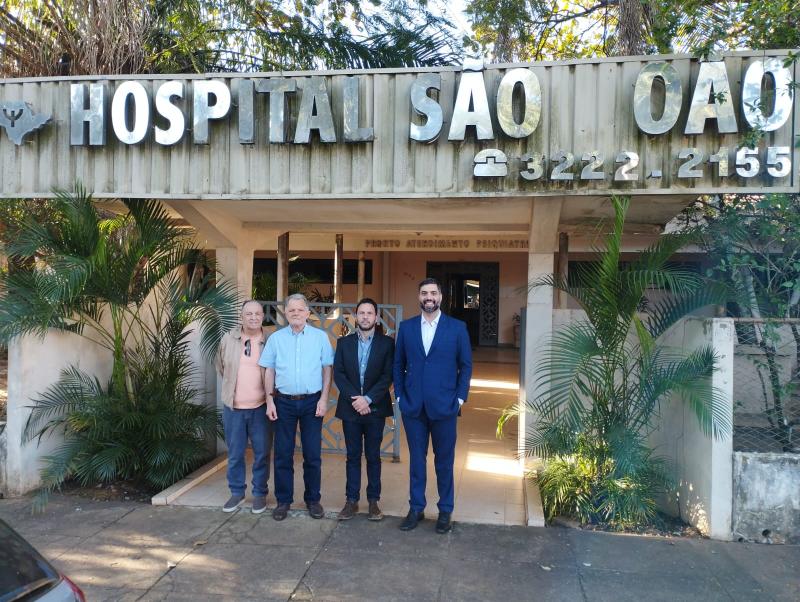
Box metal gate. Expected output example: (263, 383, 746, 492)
(259, 301, 403, 460)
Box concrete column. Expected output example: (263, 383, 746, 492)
(356, 251, 366, 301)
(216, 246, 254, 303)
(333, 234, 344, 304)
(520, 198, 563, 466)
(556, 232, 569, 309)
(382, 252, 390, 304)
(277, 232, 289, 303)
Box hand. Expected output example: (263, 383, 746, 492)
(458, 398, 464, 407)
(266, 399, 278, 420)
(351, 395, 371, 415)
(315, 397, 328, 417)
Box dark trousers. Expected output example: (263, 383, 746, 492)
(273, 393, 323, 505)
(223, 404, 273, 498)
(342, 416, 386, 502)
(402, 407, 458, 513)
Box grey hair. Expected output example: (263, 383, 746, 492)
(285, 293, 310, 309)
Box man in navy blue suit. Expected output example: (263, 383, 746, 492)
(393, 277, 472, 533)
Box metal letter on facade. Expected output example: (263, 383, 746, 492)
(70, 83, 107, 146)
(154, 81, 185, 146)
(685, 61, 738, 134)
(448, 64, 494, 141)
(633, 62, 683, 135)
(742, 58, 794, 132)
(192, 80, 232, 144)
(236, 79, 255, 144)
(343, 76, 374, 142)
(409, 73, 443, 143)
(111, 81, 150, 145)
(294, 77, 336, 143)
(496, 68, 541, 138)
(255, 78, 297, 143)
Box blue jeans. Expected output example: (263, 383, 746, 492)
(223, 404, 273, 498)
(273, 393, 323, 505)
(342, 416, 386, 502)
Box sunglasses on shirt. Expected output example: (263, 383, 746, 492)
(244, 339, 251, 356)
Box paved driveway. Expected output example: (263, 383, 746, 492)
(1, 495, 798, 601)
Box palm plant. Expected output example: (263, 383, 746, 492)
(501, 195, 731, 525)
(0, 184, 239, 499)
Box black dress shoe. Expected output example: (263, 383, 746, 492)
(272, 503, 290, 521)
(307, 501, 325, 519)
(435, 512, 453, 534)
(399, 509, 424, 531)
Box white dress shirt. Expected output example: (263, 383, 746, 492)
(420, 311, 440, 355)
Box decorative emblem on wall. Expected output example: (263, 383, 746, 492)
(473, 148, 508, 177)
(0, 101, 51, 145)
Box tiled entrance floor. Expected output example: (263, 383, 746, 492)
(168, 361, 525, 526)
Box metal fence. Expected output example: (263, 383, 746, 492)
(259, 301, 403, 460)
(732, 319, 800, 453)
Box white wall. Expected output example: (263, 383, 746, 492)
(650, 318, 735, 540)
(5, 306, 219, 495)
(5, 332, 110, 495)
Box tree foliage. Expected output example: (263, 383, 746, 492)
(0, 0, 462, 77)
(685, 193, 800, 451)
(464, 0, 800, 62)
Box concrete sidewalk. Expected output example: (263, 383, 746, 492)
(1, 495, 798, 602)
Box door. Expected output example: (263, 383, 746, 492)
(426, 262, 499, 346)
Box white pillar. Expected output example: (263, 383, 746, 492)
(216, 246, 254, 303)
(520, 198, 563, 467)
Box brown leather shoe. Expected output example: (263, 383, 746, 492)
(338, 500, 358, 520)
(307, 501, 325, 519)
(272, 502, 290, 521)
(367, 501, 384, 521)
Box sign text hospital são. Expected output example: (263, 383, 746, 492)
(66, 57, 796, 186)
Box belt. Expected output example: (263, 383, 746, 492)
(274, 390, 320, 400)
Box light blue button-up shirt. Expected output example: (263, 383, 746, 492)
(357, 331, 374, 403)
(258, 324, 334, 395)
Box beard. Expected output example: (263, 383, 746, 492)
(420, 300, 440, 314)
(356, 321, 376, 331)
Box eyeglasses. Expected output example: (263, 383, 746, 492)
(244, 339, 251, 357)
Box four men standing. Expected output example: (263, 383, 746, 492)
(221, 279, 472, 532)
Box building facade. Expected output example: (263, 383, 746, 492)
(1, 51, 797, 494)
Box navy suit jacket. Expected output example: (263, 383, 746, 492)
(393, 313, 472, 420)
(333, 332, 394, 422)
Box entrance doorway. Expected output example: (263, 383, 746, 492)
(427, 262, 499, 346)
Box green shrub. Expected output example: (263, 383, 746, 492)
(501, 196, 730, 527)
(0, 186, 239, 504)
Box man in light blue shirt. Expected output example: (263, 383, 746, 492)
(260, 293, 334, 521)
